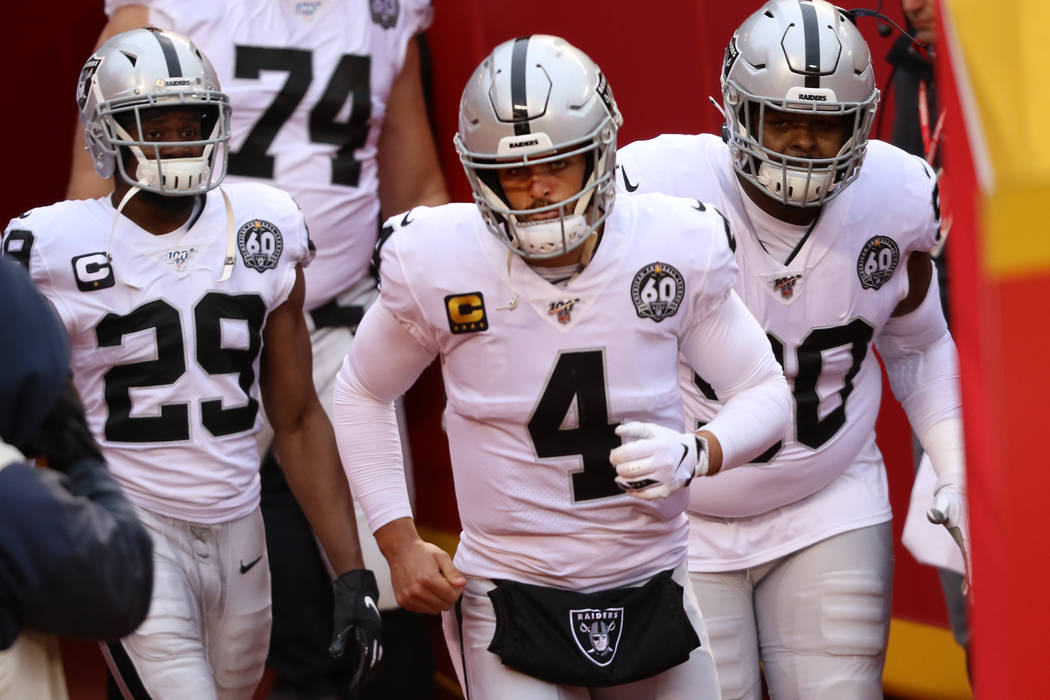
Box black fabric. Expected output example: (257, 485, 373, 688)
(486, 569, 700, 687)
(106, 640, 154, 699)
(329, 569, 383, 691)
(309, 297, 365, 330)
(0, 256, 69, 447)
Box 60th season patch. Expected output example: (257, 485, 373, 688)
(631, 262, 685, 322)
(571, 608, 624, 667)
(856, 236, 900, 290)
(237, 219, 284, 272)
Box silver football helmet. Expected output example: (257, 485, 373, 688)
(722, 0, 879, 207)
(455, 35, 623, 260)
(77, 27, 230, 196)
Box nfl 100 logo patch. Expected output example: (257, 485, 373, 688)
(237, 219, 284, 272)
(570, 608, 624, 667)
(370, 0, 398, 28)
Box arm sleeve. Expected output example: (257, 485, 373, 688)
(681, 290, 791, 469)
(332, 301, 437, 534)
(875, 265, 963, 478)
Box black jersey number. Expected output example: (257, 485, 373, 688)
(528, 350, 622, 502)
(96, 293, 265, 443)
(230, 46, 372, 187)
(692, 318, 874, 460)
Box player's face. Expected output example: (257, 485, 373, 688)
(496, 154, 587, 221)
(760, 109, 848, 162)
(902, 0, 937, 44)
(133, 107, 206, 159)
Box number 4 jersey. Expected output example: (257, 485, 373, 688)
(372, 194, 741, 591)
(106, 0, 433, 309)
(3, 183, 312, 524)
(616, 135, 941, 570)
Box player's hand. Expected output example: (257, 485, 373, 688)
(386, 537, 466, 614)
(610, 421, 708, 500)
(927, 472, 970, 593)
(329, 569, 383, 691)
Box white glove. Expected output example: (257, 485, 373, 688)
(927, 472, 970, 593)
(609, 421, 708, 500)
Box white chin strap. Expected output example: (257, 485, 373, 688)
(511, 214, 589, 258)
(756, 161, 835, 206)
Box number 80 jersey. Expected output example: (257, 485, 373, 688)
(616, 135, 941, 570)
(2, 183, 312, 524)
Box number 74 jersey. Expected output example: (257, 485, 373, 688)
(123, 0, 434, 308)
(2, 182, 312, 524)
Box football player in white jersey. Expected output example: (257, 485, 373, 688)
(3, 28, 381, 700)
(67, 2, 449, 697)
(616, 2, 967, 698)
(331, 34, 793, 699)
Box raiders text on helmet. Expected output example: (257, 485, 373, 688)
(454, 35, 623, 260)
(77, 27, 231, 196)
(722, 0, 879, 207)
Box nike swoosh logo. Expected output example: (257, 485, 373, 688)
(401, 209, 414, 227)
(364, 595, 379, 617)
(693, 200, 706, 212)
(676, 444, 689, 468)
(239, 555, 263, 574)
(620, 166, 639, 192)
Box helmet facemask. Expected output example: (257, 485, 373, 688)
(105, 100, 229, 196)
(456, 118, 618, 260)
(724, 83, 877, 207)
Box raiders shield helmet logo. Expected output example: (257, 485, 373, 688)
(237, 219, 284, 272)
(570, 608, 624, 667)
(631, 262, 685, 322)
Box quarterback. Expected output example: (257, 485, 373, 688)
(333, 35, 792, 698)
(617, 1, 967, 698)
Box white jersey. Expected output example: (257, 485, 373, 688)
(376, 194, 737, 591)
(4, 183, 312, 523)
(617, 135, 940, 570)
(107, 0, 433, 310)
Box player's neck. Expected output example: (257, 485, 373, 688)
(737, 174, 820, 227)
(111, 184, 201, 235)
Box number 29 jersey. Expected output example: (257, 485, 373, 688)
(616, 135, 941, 570)
(376, 194, 737, 591)
(3, 183, 312, 524)
(106, 0, 433, 309)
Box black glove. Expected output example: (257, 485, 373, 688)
(329, 568, 383, 691)
(16, 379, 104, 473)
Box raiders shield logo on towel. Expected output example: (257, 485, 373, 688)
(570, 608, 624, 667)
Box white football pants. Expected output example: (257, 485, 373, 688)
(104, 506, 272, 700)
(690, 522, 893, 700)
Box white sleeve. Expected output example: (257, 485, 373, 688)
(332, 302, 437, 534)
(875, 267, 963, 478)
(680, 290, 791, 469)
